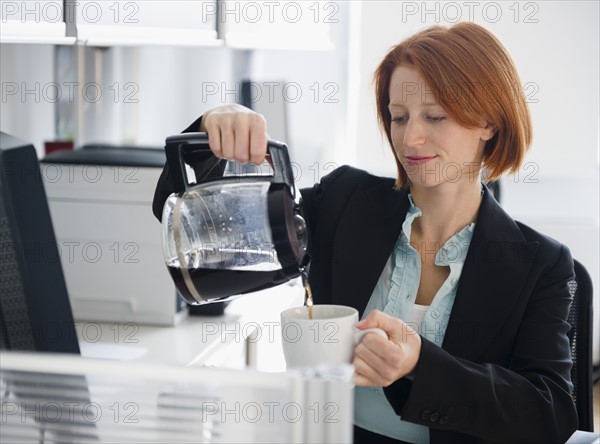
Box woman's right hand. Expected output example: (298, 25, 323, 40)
(200, 104, 269, 165)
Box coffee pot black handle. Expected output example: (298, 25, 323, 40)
(165, 132, 296, 197)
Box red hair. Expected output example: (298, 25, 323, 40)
(374, 22, 532, 187)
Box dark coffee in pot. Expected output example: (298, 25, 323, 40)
(167, 266, 281, 304)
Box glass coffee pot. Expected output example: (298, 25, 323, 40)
(161, 133, 309, 305)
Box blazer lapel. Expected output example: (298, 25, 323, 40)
(331, 182, 409, 316)
(442, 188, 540, 360)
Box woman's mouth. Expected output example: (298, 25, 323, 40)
(405, 156, 437, 166)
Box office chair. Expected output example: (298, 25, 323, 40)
(567, 259, 594, 432)
(487, 186, 595, 442)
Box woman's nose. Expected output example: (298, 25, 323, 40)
(403, 118, 427, 147)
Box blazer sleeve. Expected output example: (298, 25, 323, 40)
(383, 243, 578, 444)
(299, 165, 374, 305)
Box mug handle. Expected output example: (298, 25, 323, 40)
(354, 327, 388, 344)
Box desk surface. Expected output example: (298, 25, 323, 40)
(75, 280, 304, 369)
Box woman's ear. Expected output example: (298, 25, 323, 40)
(481, 122, 497, 141)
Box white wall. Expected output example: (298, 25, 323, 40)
(348, 0, 599, 363)
(121, 45, 236, 147)
(229, 3, 351, 189)
(75, 45, 237, 148)
(0, 43, 56, 156)
(0, 43, 237, 152)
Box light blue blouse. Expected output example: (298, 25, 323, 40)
(354, 195, 475, 444)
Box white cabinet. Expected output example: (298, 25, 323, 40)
(72, 0, 221, 46)
(1, 0, 336, 49)
(1, 0, 221, 46)
(0, 0, 75, 44)
(220, 0, 335, 50)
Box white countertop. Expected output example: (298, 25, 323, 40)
(75, 279, 304, 370)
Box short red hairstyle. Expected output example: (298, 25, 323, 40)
(374, 22, 532, 187)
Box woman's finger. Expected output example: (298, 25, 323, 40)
(249, 115, 268, 165)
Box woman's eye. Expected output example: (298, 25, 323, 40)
(426, 115, 447, 123)
(391, 116, 408, 124)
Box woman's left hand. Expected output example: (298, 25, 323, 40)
(353, 310, 422, 387)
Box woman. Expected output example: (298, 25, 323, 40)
(153, 23, 578, 444)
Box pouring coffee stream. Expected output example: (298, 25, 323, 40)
(162, 133, 310, 305)
(301, 269, 314, 320)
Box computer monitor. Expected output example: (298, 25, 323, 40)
(0, 131, 79, 354)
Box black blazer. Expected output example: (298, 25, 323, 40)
(153, 121, 578, 444)
(300, 165, 578, 444)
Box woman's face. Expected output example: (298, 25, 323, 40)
(388, 65, 495, 189)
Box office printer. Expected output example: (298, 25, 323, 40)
(41, 145, 188, 326)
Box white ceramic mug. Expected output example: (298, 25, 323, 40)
(280, 305, 387, 369)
